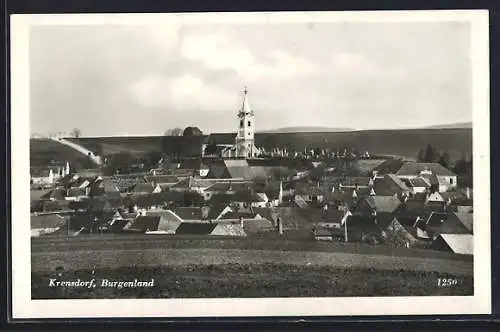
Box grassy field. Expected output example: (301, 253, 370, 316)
(62, 128, 471, 161)
(30, 138, 97, 168)
(31, 263, 473, 299)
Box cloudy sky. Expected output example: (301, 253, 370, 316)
(29, 19, 472, 136)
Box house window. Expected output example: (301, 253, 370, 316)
(248, 121, 251, 127)
(240, 120, 244, 128)
(449, 178, 453, 185)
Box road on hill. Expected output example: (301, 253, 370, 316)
(50, 137, 103, 165)
(31, 236, 473, 276)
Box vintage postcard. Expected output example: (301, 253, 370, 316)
(11, 10, 490, 319)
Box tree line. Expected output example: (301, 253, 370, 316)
(416, 144, 472, 177)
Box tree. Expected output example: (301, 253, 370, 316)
(416, 148, 425, 162)
(437, 151, 451, 169)
(71, 128, 81, 138)
(423, 144, 437, 163)
(164, 128, 183, 136)
(183, 126, 203, 137)
(204, 138, 218, 156)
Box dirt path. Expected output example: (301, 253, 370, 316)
(32, 248, 473, 276)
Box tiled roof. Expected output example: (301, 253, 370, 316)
(129, 216, 161, 232)
(373, 175, 409, 196)
(171, 207, 204, 221)
(396, 162, 456, 177)
(425, 212, 471, 235)
(220, 211, 258, 220)
(437, 234, 473, 255)
(208, 133, 237, 145)
(131, 183, 156, 193)
(31, 214, 66, 229)
(211, 223, 246, 236)
(67, 187, 87, 197)
(144, 175, 179, 184)
(175, 222, 217, 235)
(364, 196, 401, 213)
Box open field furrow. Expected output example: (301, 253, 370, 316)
(32, 248, 473, 276)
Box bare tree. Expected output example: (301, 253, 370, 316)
(164, 127, 183, 136)
(71, 128, 81, 138)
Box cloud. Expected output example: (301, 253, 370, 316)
(127, 73, 236, 111)
(180, 32, 315, 80)
(328, 52, 380, 75)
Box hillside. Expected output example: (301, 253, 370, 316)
(421, 122, 472, 129)
(30, 139, 97, 169)
(259, 126, 355, 133)
(31, 128, 472, 166)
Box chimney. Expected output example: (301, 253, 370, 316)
(466, 187, 471, 199)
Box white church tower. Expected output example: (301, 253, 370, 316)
(235, 87, 256, 158)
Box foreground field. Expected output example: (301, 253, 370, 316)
(32, 263, 473, 299)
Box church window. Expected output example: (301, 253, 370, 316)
(240, 120, 244, 128)
(248, 121, 251, 127)
(248, 132, 251, 136)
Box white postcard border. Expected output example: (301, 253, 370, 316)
(11, 10, 491, 318)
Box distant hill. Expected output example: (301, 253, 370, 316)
(421, 122, 472, 129)
(259, 126, 355, 133)
(31, 127, 472, 167)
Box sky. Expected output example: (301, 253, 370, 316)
(29, 19, 472, 137)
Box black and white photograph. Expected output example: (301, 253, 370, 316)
(11, 10, 491, 318)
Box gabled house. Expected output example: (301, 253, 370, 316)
(401, 177, 431, 194)
(373, 174, 410, 197)
(31, 214, 67, 237)
(417, 211, 472, 240)
(130, 183, 162, 195)
(294, 184, 325, 205)
(430, 234, 473, 255)
(396, 162, 457, 192)
(64, 187, 89, 201)
(126, 216, 162, 233)
(355, 196, 401, 217)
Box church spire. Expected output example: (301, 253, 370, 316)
(240, 86, 253, 115)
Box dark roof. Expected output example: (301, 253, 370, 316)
(208, 133, 237, 145)
(67, 187, 87, 197)
(251, 207, 275, 222)
(396, 162, 456, 177)
(41, 189, 66, 201)
(364, 196, 401, 213)
(407, 177, 431, 188)
(373, 159, 405, 174)
(243, 218, 276, 234)
(207, 203, 230, 219)
(220, 211, 258, 220)
(425, 212, 471, 235)
(175, 222, 217, 235)
(373, 175, 409, 196)
(129, 216, 161, 232)
(393, 200, 445, 218)
(144, 175, 179, 184)
(299, 207, 345, 224)
(131, 183, 156, 193)
(172, 207, 204, 220)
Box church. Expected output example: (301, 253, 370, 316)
(202, 87, 262, 159)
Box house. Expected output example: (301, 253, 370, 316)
(313, 227, 345, 242)
(430, 233, 473, 255)
(373, 174, 410, 196)
(175, 222, 217, 235)
(386, 216, 426, 248)
(144, 209, 184, 234)
(144, 175, 180, 188)
(220, 159, 252, 179)
(454, 206, 473, 233)
(294, 184, 325, 204)
(396, 162, 457, 191)
(232, 189, 270, 210)
(355, 196, 401, 216)
(344, 213, 394, 243)
(64, 187, 89, 201)
(127, 216, 162, 233)
(130, 183, 162, 195)
(418, 211, 472, 240)
(31, 214, 67, 237)
(401, 177, 431, 194)
(30, 162, 70, 187)
(40, 188, 66, 201)
(339, 177, 372, 189)
(170, 206, 209, 222)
